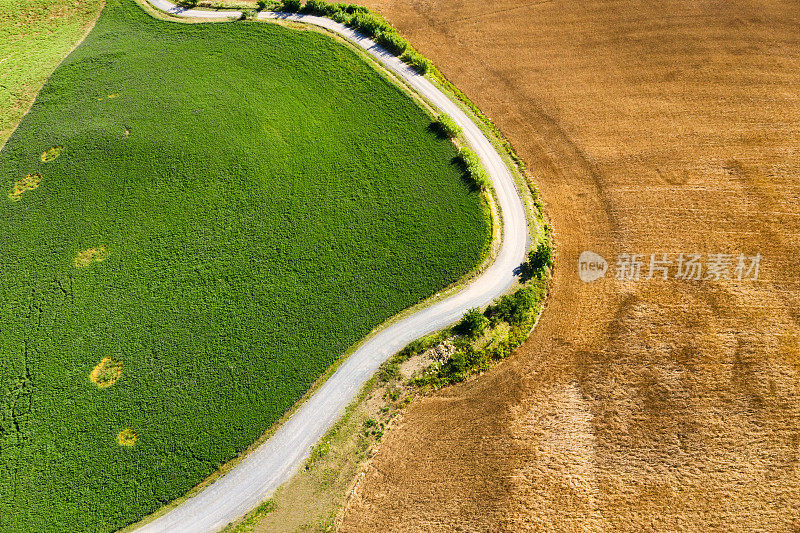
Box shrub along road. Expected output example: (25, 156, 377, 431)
(133, 2, 529, 532)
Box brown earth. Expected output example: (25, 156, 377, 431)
(0, 0, 105, 146)
(340, 0, 800, 530)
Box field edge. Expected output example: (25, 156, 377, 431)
(110, 2, 535, 531)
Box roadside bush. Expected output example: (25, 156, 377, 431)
(459, 147, 480, 170)
(239, 8, 257, 19)
(255, 0, 280, 10)
(302, 0, 337, 15)
(401, 50, 432, 74)
(302, 0, 322, 13)
(304, 3, 413, 59)
(486, 284, 545, 326)
(377, 360, 400, 383)
(528, 240, 553, 277)
(350, 12, 392, 36)
(280, 0, 301, 11)
(458, 147, 490, 190)
(376, 31, 409, 56)
(434, 351, 468, 383)
(394, 331, 448, 363)
(434, 114, 461, 138)
(456, 308, 489, 337)
(341, 3, 369, 13)
(303, 2, 430, 72)
(414, 278, 549, 389)
(436, 345, 492, 384)
(396, 338, 425, 361)
(331, 10, 352, 23)
(472, 166, 490, 190)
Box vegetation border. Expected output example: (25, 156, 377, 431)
(114, 0, 552, 529)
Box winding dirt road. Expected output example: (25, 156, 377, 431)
(133, 2, 529, 531)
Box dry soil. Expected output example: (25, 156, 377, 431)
(340, 0, 800, 530)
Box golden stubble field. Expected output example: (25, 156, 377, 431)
(340, 0, 800, 530)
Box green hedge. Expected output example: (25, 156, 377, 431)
(458, 147, 490, 190)
(302, 0, 341, 15)
(401, 49, 432, 74)
(528, 240, 553, 277)
(434, 114, 461, 138)
(376, 31, 409, 55)
(331, 10, 352, 23)
(456, 308, 489, 337)
(281, 0, 301, 11)
(485, 284, 545, 326)
(350, 12, 392, 36)
(296, 0, 435, 77)
(413, 279, 548, 387)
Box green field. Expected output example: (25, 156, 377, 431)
(0, 1, 489, 530)
(0, 0, 105, 145)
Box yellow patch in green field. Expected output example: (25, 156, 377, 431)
(8, 173, 42, 201)
(89, 357, 123, 388)
(40, 145, 64, 162)
(117, 428, 137, 447)
(97, 93, 119, 101)
(74, 246, 108, 267)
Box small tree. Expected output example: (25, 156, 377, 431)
(331, 10, 352, 23)
(457, 308, 489, 337)
(528, 240, 553, 277)
(485, 285, 543, 326)
(376, 31, 409, 56)
(456, 148, 490, 190)
(434, 114, 461, 138)
(342, 3, 368, 14)
(281, 0, 301, 11)
(472, 167, 490, 190)
(350, 12, 392, 36)
(239, 7, 257, 19)
(303, 0, 337, 14)
(401, 50, 432, 75)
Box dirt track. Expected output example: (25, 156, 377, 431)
(340, 0, 800, 530)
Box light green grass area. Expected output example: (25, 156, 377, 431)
(0, 0, 105, 145)
(0, 0, 489, 530)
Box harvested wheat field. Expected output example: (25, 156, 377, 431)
(341, 0, 800, 530)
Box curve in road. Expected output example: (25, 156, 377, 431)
(134, 3, 529, 531)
